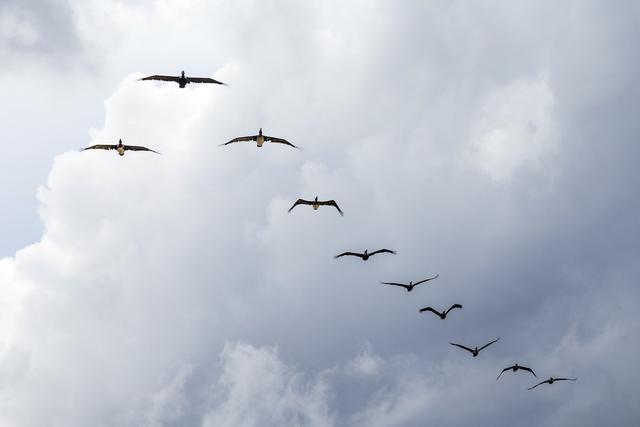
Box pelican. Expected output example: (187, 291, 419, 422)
(288, 197, 343, 215)
(381, 275, 439, 292)
(528, 377, 577, 390)
(496, 364, 537, 380)
(82, 139, 159, 156)
(221, 128, 298, 149)
(139, 70, 226, 88)
(334, 249, 396, 261)
(449, 338, 500, 357)
(419, 304, 462, 319)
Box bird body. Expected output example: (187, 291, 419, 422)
(528, 377, 577, 390)
(382, 275, 439, 292)
(334, 248, 396, 261)
(222, 128, 298, 149)
(82, 139, 159, 156)
(288, 197, 343, 215)
(496, 364, 537, 380)
(419, 303, 462, 319)
(139, 70, 226, 88)
(450, 338, 500, 357)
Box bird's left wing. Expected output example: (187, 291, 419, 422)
(496, 367, 510, 380)
(334, 252, 361, 259)
(479, 337, 500, 351)
(521, 366, 537, 377)
(288, 199, 312, 212)
(382, 282, 409, 289)
(82, 144, 116, 151)
(413, 274, 439, 286)
(221, 135, 256, 146)
(188, 76, 227, 85)
(527, 380, 548, 390)
(124, 145, 160, 154)
(139, 75, 180, 82)
(449, 342, 474, 353)
(264, 135, 299, 149)
(445, 304, 463, 314)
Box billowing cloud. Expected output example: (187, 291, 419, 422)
(1, 1, 639, 426)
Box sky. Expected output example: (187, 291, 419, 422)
(1, 1, 639, 426)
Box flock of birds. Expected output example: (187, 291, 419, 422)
(82, 69, 576, 392)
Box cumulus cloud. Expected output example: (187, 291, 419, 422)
(0, 1, 639, 426)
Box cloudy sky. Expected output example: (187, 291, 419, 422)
(1, 1, 639, 425)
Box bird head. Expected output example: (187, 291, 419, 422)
(259, 128, 263, 135)
(314, 196, 318, 202)
(181, 70, 185, 78)
(364, 249, 368, 255)
(118, 139, 123, 146)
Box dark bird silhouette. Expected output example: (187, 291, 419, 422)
(496, 364, 537, 380)
(288, 197, 343, 215)
(449, 338, 500, 357)
(221, 128, 298, 149)
(419, 303, 462, 319)
(139, 70, 226, 88)
(528, 377, 577, 390)
(334, 249, 396, 261)
(382, 275, 439, 292)
(82, 139, 159, 156)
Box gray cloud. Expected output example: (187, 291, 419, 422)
(0, 1, 639, 426)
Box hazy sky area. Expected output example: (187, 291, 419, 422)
(1, 1, 639, 426)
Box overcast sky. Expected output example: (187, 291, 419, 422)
(1, 1, 639, 426)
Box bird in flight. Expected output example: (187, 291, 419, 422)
(221, 128, 298, 149)
(82, 139, 159, 156)
(528, 377, 577, 390)
(449, 338, 500, 357)
(334, 249, 396, 261)
(139, 70, 226, 88)
(496, 363, 537, 380)
(419, 303, 462, 319)
(382, 275, 439, 292)
(288, 197, 343, 215)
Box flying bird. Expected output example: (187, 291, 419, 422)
(221, 128, 298, 149)
(419, 303, 462, 319)
(139, 70, 226, 88)
(382, 275, 439, 292)
(496, 364, 537, 380)
(82, 139, 159, 156)
(449, 338, 500, 357)
(334, 249, 396, 261)
(528, 377, 577, 390)
(288, 197, 343, 215)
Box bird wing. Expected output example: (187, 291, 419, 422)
(318, 200, 343, 215)
(221, 135, 257, 146)
(449, 343, 475, 354)
(334, 252, 363, 259)
(555, 378, 577, 382)
(187, 76, 226, 85)
(445, 304, 463, 314)
(520, 366, 537, 377)
(479, 337, 500, 351)
(288, 199, 312, 212)
(496, 367, 511, 380)
(83, 144, 117, 151)
(123, 145, 160, 154)
(381, 282, 409, 290)
(527, 379, 550, 390)
(139, 75, 180, 82)
(264, 135, 299, 149)
(413, 274, 439, 286)
(419, 306, 440, 315)
(369, 249, 396, 256)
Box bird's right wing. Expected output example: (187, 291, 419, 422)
(479, 337, 500, 351)
(555, 378, 577, 382)
(369, 248, 396, 256)
(496, 367, 510, 380)
(221, 135, 256, 146)
(188, 77, 227, 85)
(82, 144, 116, 151)
(139, 75, 180, 82)
(445, 304, 463, 314)
(124, 145, 160, 154)
(449, 343, 474, 353)
(334, 252, 362, 259)
(413, 274, 439, 286)
(527, 380, 549, 390)
(521, 366, 537, 377)
(419, 306, 438, 314)
(319, 200, 343, 215)
(264, 136, 299, 149)
(382, 282, 409, 289)
(288, 199, 312, 212)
